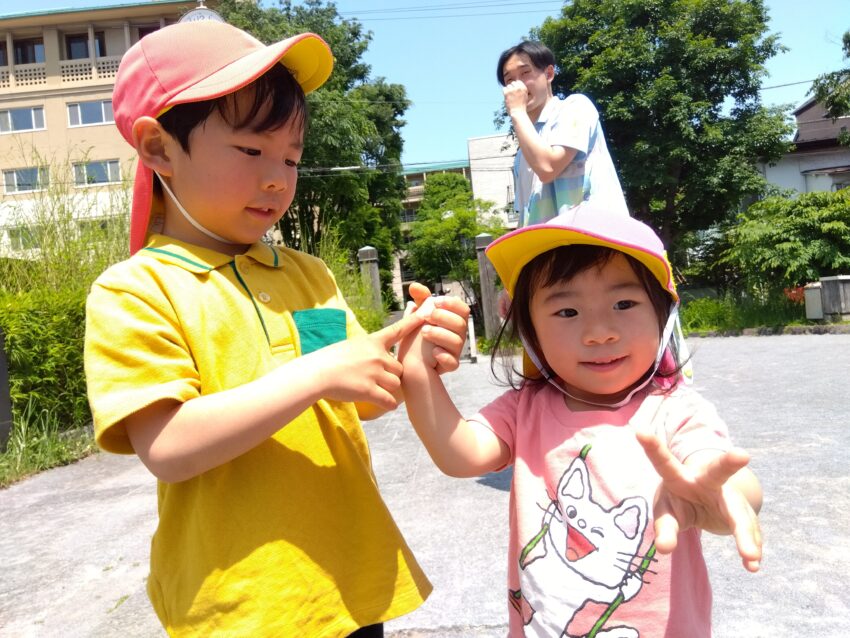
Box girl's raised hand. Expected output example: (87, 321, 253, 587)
(403, 282, 470, 375)
(635, 430, 763, 573)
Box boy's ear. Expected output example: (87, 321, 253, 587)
(545, 64, 555, 84)
(132, 116, 175, 177)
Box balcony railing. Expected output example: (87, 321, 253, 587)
(0, 55, 123, 92)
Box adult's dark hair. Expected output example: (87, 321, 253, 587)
(157, 62, 307, 153)
(496, 40, 556, 86)
(491, 244, 680, 390)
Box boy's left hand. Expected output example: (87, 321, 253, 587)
(404, 282, 470, 374)
(636, 430, 763, 573)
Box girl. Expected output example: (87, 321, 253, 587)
(400, 204, 762, 637)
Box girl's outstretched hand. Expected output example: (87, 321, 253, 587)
(635, 430, 763, 573)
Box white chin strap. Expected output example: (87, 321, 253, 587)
(155, 172, 238, 245)
(523, 303, 681, 409)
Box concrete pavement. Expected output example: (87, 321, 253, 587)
(1, 334, 849, 637)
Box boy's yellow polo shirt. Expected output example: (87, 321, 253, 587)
(84, 235, 431, 637)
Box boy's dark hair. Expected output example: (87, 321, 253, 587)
(497, 40, 556, 86)
(157, 63, 307, 153)
(492, 244, 680, 390)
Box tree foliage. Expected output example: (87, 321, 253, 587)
(536, 0, 793, 250)
(723, 189, 850, 290)
(216, 0, 410, 301)
(406, 173, 504, 316)
(811, 30, 850, 145)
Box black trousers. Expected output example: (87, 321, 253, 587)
(347, 624, 383, 638)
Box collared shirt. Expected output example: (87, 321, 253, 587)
(84, 235, 431, 636)
(514, 94, 629, 226)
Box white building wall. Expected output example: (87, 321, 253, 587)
(467, 133, 517, 226)
(761, 146, 850, 193)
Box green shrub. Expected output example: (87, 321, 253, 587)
(0, 288, 90, 432)
(681, 291, 805, 333)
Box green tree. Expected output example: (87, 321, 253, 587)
(536, 0, 793, 250)
(811, 30, 850, 145)
(406, 173, 504, 321)
(216, 0, 410, 303)
(723, 189, 850, 290)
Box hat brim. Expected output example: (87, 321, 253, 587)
(167, 32, 332, 108)
(486, 225, 678, 303)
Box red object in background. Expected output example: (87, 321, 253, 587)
(783, 286, 805, 304)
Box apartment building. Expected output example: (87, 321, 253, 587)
(0, 0, 221, 255)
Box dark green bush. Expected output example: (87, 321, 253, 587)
(0, 288, 90, 433)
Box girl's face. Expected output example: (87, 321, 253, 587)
(529, 253, 661, 410)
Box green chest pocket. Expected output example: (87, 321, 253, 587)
(292, 308, 348, 355)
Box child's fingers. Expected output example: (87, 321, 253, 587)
(432, 347, 460, 374)
(635, 430, 687, 483)
(652, 504, 681, 555)
(724, 487, 763, 572)
(374, 312, 424, 350)
(407, 281, 432, 305)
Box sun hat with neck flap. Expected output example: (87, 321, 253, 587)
(112, 20, 334, 255)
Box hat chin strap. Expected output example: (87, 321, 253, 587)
(523, 303, 680, 409)
(155, 172, 239, 245)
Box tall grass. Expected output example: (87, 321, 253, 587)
(317, 228, 387, 332)
(0, 149, 130, 485)
(0, 396, 96, 487)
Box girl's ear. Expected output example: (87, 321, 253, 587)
(132, 116, 175, 177)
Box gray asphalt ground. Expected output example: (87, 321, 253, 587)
(1, 334, 849, 637)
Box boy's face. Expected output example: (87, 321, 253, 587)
(501, 52, 554, 119)
(161, 90, 304, 254)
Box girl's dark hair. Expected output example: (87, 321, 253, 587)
(497, 40, 556, 86)
(157, 62, 307, 153)
(491, 244, 681, 391)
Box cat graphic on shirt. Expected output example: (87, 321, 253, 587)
(510, 447, 650, 637)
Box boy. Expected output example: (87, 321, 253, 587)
(84, 20, 468, 637)
(498, 40, 628, 225)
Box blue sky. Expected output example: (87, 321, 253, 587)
(8, 0, 849, 165)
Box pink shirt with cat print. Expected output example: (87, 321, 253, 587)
(469, 383, 731, 638)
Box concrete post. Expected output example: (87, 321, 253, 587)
(0, 328, 12, 453)
(475, 233, 500, 340)
(357, 245, 382, 309)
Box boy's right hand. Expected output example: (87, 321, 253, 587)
(309, 312, 425, 412)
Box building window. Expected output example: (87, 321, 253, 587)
(6, 225, 44, 251)
(3, 166, 49, 193)
(0, 42, 7, 67)
(13, 38, 45, 64)
(65, 32, 105, 59)
(67, 100, 113, 126)
(74, 160, 120, 186)
(0, 106, 45, 133)
(137, 25, 160, 40)
(399, 259, 416, 282)
(399, 208, 417, 223)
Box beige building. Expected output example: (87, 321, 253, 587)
(0, 0, 220, 255)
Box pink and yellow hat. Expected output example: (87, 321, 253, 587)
(112, 20, 334, 254)
(486, 203, 678, 303)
